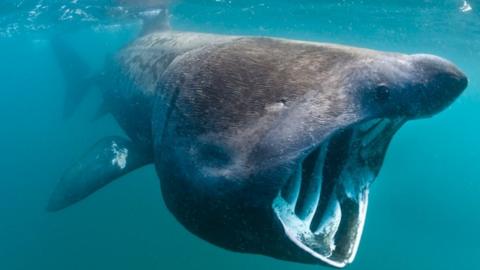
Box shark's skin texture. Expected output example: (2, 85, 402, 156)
(48, 31, 467, 267)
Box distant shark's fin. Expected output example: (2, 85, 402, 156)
(50, 37, 95, 119)
(91, 99, 111, 121)
(140, 8, 170, 36)
(46, 136, 152, 212)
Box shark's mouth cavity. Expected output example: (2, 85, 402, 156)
(273, 118, 405, 268)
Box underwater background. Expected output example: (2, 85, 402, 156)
(0, 0, 479, 269)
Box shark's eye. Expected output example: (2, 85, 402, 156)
(374, 84, 391, 103)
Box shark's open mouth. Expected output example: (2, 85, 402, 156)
(273, 118, 405, 268)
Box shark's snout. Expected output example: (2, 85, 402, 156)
(409, 54, 468, 117)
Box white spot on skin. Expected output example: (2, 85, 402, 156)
(111, 142, 128, 169)
(265, 102, 286, 112)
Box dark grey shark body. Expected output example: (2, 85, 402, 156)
(48, 29, 467, 267)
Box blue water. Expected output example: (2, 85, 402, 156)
(1, 1, 479, 269)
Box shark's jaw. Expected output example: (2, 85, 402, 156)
(273, 118, 405, 268)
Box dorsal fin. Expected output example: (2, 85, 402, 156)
(140, 8, 170, 36)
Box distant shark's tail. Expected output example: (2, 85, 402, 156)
(50, 37, 95, 119)
(51, 7, 169, 119)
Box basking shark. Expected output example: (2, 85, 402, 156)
(47, 11, 467, 268)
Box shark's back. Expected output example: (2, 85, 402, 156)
(100, 31, 237, 144)
(116, 31, 239, 95)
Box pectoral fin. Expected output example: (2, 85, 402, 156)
(47, 136, 152, 212)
